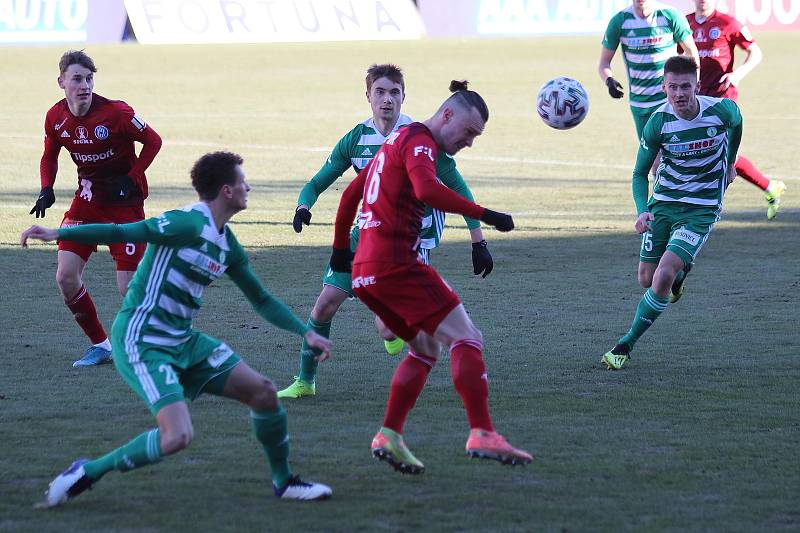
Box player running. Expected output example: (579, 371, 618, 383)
(330, 80, 532, 473)
(599, 0, 699, 145)
(278, 64, 493, 399)
(22, 152, 333, 504)
(602, 56, 742, 370)
(31, 50, 163, 367)
(686, 0, 786, 219)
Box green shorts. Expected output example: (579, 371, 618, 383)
(639, 201, 719, 266)
(631, 105, 659, 140)
(112, 319, 241, 415)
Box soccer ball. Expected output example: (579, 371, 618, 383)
(536, 77, 589, 130)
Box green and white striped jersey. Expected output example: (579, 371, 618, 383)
(602, 3, 692, 112)
(297, 115, 479, 251)
(58, 202, 308, 353)
(634, 96, 742, 211)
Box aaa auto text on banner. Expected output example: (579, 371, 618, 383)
(418, 0, 800, 37)
(0, 0, 127, 43)
(124, 0, 423, 44)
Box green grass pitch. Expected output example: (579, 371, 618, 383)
(0, 34, 797, 531)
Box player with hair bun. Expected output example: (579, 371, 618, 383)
(330, 80, 533, 474)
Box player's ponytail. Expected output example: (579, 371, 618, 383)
(445, 79, 489, 122)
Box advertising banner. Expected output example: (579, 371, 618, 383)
(0, 0, 128, 44)
(418, 0, 800, 37)
(125, 0, 424, 44)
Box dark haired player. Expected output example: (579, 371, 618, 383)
(602, 56, 742, 370)
(331, 81, 533, 474)
(23, 152, 333, 504)
(31, 49, 163, 367)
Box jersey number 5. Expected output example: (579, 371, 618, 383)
(365, 152, 385, 205)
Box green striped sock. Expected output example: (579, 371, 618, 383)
(619, 288, 669, 349)
(83, 428, 162, 480)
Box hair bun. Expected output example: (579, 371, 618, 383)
(449, 80, 469, 93)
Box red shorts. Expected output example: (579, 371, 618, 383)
(352, 262, 461, 341)
(58, 198, 146, 271)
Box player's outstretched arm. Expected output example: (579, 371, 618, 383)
(20, 225, 59, 247)
(227, 260, 331, 361)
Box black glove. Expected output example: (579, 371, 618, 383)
(293, 207, 312, 233)
(30, 186, 55, 218)
(330, 247, 354, 273)
(110, 175, 138, 201)
(606, 77, 624, 99)
(471, 240, 494, 278)
(480, 209, 514, 232)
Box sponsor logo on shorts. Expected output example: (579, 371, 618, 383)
(94, 125, 109, 140)
(207, 343, 234, 368)
(672, 227, 701, 246)
(352, 275, 376, 288)
(71, 148, 115, 163)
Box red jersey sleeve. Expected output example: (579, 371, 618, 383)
(113, 102, 162, 184)
(333, 162, 370, 249)
(731, 21, 755, 50)
(39, 112, 60, 188)
(401, 131, 485, 220)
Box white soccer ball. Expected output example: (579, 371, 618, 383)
(536, 77, 590, 130)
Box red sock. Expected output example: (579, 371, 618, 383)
(735, 155, 769, 191)
(450, 340, 494, 432)
(65, 285, 107, 344)
(382, 352, 434, 434)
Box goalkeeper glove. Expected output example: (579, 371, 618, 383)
(30, 186, 55, 218)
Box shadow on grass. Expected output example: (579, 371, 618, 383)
(0, 208, 797, 532)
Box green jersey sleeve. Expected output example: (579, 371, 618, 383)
(225, 237, 309, 337)
(718, 99, 743, 166)
(296, 127, 359, 209)
(436, 155, 480, 229)
(57, 209, 204, 247)
(632, 113, 663, 214)
(602, 12, 623, 50)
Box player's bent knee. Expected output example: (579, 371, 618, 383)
(249, 378, 279, 411)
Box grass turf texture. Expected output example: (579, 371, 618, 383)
(0, 35, 798, 532)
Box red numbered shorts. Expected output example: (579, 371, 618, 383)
(59, 198, 146, 271)
(352, 261, 461, 342)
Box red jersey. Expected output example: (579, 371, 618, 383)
(687, 10, 755, 100)
(334, 123, 485, 266)
(40, 93, 162, 206)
